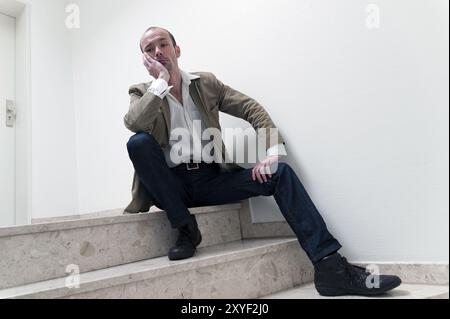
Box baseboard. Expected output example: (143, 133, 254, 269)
(31, 208, 126, 224)
(239, 200, 295, 238)
(30, 204, 243, 224)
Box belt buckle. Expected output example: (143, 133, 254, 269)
(186, 163, 200, 171)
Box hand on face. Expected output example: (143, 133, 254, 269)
(142, 53, 170, 82)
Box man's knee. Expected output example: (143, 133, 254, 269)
(272, 162, 291, 176)
(127, 132, 159, 154)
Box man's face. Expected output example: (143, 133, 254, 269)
(140, 28, 180, 72)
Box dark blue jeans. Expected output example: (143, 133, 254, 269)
(127, 132, 342, 264)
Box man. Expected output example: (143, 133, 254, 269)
(124, 26, 402, 296)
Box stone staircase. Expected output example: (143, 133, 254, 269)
(0, 203, 313, 299)
(262, 283, 449, 299)
(1, 202, 447, 299)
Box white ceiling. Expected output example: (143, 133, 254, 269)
(0, 0, 25, 17)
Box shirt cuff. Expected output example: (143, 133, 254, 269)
(147, 78, 173, 99)
(267, 143, 287, 157)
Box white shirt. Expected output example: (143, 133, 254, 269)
(148, 70, 287, 167)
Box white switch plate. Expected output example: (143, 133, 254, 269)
(6, 99, 15, 128)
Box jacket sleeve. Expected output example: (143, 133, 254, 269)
(123, 84, 164, 133)
(212, 74, 286, 149)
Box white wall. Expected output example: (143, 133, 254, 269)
(29, 0, 79, 218)
(69, 0, 149, 214)
(28, 0, 448, 263)
(15, 1, 31, 225)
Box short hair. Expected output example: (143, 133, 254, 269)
(140, 26, 177, 52)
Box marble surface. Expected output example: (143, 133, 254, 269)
(262, 283, 449, 299)
(0, 238, 313, 299)
(0, 206, 242, 289)
(3, 198, 447, 298)
(0, 204, 242, 237)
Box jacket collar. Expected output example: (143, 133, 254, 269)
(180, 69, 200, 86)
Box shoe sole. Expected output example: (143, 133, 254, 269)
(167, 232, 202, 261)
(316, 278, 402, 297)
(168, 252, 195, 261)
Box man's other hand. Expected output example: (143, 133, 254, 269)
(252, 155, 280, 184)
(143, 53, 170, 82)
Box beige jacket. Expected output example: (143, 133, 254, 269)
(123, 72, 285, 213)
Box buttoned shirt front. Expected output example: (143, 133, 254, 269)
(147, 70, 287, 168)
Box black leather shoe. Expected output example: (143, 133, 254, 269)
(314, 253, 402, 296)
(168, 216, 202, 261)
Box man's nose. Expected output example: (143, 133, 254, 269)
(155, 46, 163, 57)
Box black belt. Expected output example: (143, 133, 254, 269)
(173, 162, 216, 171)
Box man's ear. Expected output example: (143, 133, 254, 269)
(175, 45, 181, 58)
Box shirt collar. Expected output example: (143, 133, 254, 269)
(180, 69, 200, 86)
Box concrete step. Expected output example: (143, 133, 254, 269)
(262, 283, 449, 299)
(0, 204, 243, 289)
(0, 238, 313, 299)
